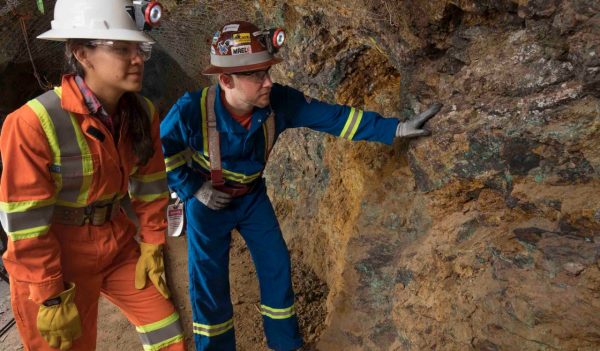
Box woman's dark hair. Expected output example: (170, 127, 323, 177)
(65, 39, 154, 165)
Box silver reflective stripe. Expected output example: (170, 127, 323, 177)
(340, 108, 358, 140)
(129, 177, 168, 196)
(210, 50, 273, 68)
(193, 320, 234, 336)
(261, 308, 294, 318)
(165, 153, 185, 169)
(0, 205, 54, 232)
(36, 91, 82, 203)
(260, 304, 295, 319)
(138, 318, 183, 346)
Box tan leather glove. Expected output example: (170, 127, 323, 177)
(135, 242, 170, 298)
(36, 282, 82, 350)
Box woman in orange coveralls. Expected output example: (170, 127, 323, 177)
(0, 0, 185, 350)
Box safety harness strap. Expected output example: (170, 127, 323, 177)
(264, 110, 276, 160)
(203, 85, 276, 187)
(205, 86, 224, 187)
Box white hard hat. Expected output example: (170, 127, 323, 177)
(37, 0, 153, 43)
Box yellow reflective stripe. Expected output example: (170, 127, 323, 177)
(347, 109, 363, 140)
(142, 96, 156, 122)
(339, 107, 355, 140)
(165, 159, 186, 172)
(142, 335, 184, 351)
(260, 304, 296, 319)
(136, 312, 180, 333)
(261, 304, 294, 313)
(27, 99, 61, 165)
(71, 114, 93, 205)
(340, 108, 364, 140)
(200, 87, 209, 157)
(130, 191, 170, 202)
(193, 319, 232, 329)
(192, 153, 261, 184)
(0, 198, 55, 212)
(193, 319, 234, 337)
(165, 152, 187, 172)
(9, 225, 50, 241)
(54, 86, 63, 98)
(131, 170, 167, 182)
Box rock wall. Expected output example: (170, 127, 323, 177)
(1, 0, 599, 350)
(261, 0, 600, 350)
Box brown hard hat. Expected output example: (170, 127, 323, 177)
(202, 21, 283, 75)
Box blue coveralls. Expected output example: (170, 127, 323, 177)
(160, 84, 399, 350)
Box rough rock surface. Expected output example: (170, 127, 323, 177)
(260, 1, 600, 350)
(1, 1, 599, 350)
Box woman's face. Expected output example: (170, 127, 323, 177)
(74, 41, 151, 94)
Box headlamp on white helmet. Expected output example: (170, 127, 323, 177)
(129, 0, 163, 31)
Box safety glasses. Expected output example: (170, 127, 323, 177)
(231, 67, 271, 83)
(87, 40, 153, 61)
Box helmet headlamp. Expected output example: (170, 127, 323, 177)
(130, 0, 163, 30)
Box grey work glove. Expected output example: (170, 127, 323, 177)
(194, 181, 232, 210)
(395, 102, 443, 138)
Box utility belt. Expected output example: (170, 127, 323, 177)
(198, 171, 260, 198)
(53, 198, 121, 226)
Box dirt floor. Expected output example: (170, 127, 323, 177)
(0, 232, 327, 350)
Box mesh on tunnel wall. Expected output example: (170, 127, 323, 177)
(0, 0, 255, 85)
(0, 0, 262, 118)
(151, 0, 254, 78)
(1, 0, 62, 85)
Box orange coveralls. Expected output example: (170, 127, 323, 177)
(0, 75, 184, 350)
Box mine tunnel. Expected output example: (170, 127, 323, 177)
(1, 0, 599, 350)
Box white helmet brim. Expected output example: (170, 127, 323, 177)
(37, 28, 154, 43)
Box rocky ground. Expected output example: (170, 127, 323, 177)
(0, 232, 327, 350)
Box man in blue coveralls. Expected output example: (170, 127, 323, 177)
(160, 21, 442, 351)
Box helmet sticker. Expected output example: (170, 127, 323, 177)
(217, 40, 230, 54)
(232, 33, 251, 45)
(222, 24, 240, 32)
(231, 45, 252, 55)
(212, 31, 220, 44)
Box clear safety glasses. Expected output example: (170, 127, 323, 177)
(87, 40, 153, 61)
(231, 67, 271, 84)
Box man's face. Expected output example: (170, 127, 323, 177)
(228, 68, 273, 108)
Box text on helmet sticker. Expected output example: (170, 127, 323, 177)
(232, 33, 251, 44)
(222, 24, 240, 32)
(231, 45, 252, 55)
